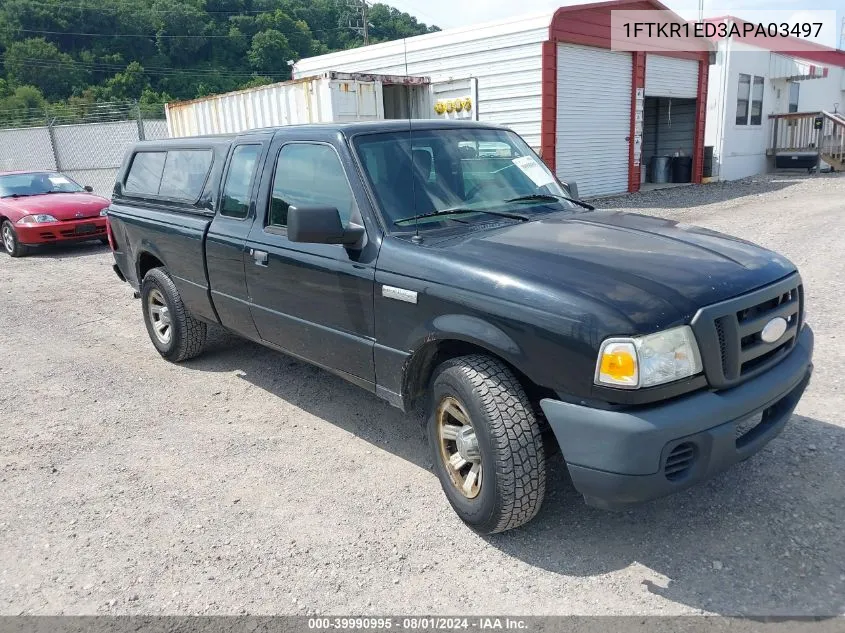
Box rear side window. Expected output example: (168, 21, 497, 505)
(125, 152, 166, 195)
(158, 150, 213, 200)
(123, 149, 213, 201)
(220, 145, 261, 219)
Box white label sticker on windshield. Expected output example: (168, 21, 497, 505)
(48, 175, 71, 185)
(512, 156, 555, 188)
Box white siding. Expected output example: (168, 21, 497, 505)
(556, 44, 632, 197)
(293, 13, 553, 148)
(645, 55, 699, 98)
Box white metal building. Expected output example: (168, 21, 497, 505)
(293, 1, 710, 197)
(705, 19, 845, 180)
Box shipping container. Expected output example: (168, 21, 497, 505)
(165, 72, 431, 138)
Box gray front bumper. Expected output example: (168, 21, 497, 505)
(540, 326, 814, 509)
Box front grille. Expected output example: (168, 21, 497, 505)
(691, 274, 803, 389)
(664, 442, 696, 480)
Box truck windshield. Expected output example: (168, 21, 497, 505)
(353, 128, 578, 230)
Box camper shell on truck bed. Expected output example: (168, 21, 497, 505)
(108, 120, 813, 534)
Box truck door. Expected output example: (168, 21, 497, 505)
(244, 136, 377, 385)
(206, 139, 270, 340)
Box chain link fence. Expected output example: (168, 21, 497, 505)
(0, 102, 169, 196)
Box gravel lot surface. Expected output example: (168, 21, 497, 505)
(1, 173, 843, 616)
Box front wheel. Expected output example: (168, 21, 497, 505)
(2, 220, 27, 257)
(427, 354, 546, 534)
(141, 267, 207, 362)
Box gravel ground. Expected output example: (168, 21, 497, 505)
(1, 173, 843, 616)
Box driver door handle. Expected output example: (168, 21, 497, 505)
(249, 248, 269, 266)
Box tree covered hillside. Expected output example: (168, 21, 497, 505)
(0, 0, 438, 120)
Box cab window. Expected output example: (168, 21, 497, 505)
(267, 143, 354, 229)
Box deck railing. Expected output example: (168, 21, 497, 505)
(768, 110, 845, 169)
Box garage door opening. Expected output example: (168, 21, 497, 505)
(641, 97, 697, 191)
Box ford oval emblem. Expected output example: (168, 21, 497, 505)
(760, 317, 788, 344)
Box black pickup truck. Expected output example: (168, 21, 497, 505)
(109, 120, 813, 534)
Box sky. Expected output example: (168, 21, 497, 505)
(387, 0, 845, 49)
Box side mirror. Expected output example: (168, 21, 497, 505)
(287, 205, 365, 247)
(84, 185, 94, 192)
(564, 181, 579, 200)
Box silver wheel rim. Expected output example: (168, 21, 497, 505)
(437, 396, 483, 499)
(2, 225, 13, 253)
(147, 288, 173, 345)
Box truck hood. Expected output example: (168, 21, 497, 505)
(1, 193, 109, 220)
(431, 210, 796, 329)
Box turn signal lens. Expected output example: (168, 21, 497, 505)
(596, 341, 638, 388)
(594, 326, 703, 389)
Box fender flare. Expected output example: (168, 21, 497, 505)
(401, 314, 529, 404)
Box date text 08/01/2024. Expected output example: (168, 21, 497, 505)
(307, 618, 528, 630)
(623, 21, 823, 38)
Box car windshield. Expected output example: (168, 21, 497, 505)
(353, 128, 578, 230)
(0, 172, 85, 198)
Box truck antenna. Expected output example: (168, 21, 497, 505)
(403, 37, 422, 243)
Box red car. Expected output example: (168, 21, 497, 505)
(0, 170, 110, 257)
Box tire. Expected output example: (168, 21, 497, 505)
(427, 354, 546, 534)
(2, 220, 27, 257)
(99, 237, 110, 246)
(140, 267, 207, 362)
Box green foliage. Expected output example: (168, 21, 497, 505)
(0, 0, 439, 112)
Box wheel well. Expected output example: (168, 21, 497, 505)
(403, 339, 555, 410)
(138, 251, 165, 280)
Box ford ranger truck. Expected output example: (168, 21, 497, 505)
(108, 121, 813, 534)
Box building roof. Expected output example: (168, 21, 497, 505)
(704, 16, 845, 68)
(295, 0, 689, 78)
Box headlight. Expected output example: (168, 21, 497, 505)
(18, 214, 58, 224)
(595, 325, 702, 389)
(100, 208, 109, 216)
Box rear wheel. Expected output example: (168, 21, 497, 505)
(1, 220, 27, 257)
(141, 267, 207, 362)
(427, 354, 546, 534)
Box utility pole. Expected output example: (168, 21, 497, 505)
(361, 0, 369, 46)
(339, 0, 370, 45)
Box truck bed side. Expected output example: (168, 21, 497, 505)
(110, 205, 217, 324)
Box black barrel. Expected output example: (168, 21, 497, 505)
(671, 156, 692, 183)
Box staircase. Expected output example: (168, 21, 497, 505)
(768, 111, 845, 171)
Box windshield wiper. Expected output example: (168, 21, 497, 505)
(3, 193, 34, 198)
(393, 207, 530, 226)
(505, 193, 595, 211)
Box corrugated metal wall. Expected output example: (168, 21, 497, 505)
(642, 97, 696, 177)
(292, 13, 553, 148)
(645, 56, 699, 98)
(556, 44, 632, 198)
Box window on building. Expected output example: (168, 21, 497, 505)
(268, 143, 354, 229)
(158, 150, 213, 201)
(125, 152, 166, 195)
(750, 76, 765, 125)
(788, 82, 800, 113)
(220, 145, 261, 219)
(736, 74, 764, 126)
(735, 74, 751, 125)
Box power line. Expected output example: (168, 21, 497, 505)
(14, 28, 252, 38)
(10, 23, 371, 39)
(0, 54, 288, 78)
(3, 0, 282, 16)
